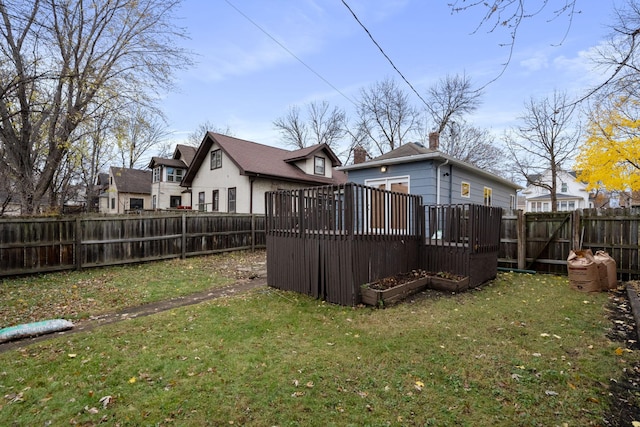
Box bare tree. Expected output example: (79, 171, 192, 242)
(115, 105, 169, 169)
(426, 73, 483, 134)
(440, 121, 506, 176)
(504, 91, 581, 211)
(274, 105, 308, 149)
(449, 1, 579, 84)
(0, 0, 191, 214)
(185, 120, 233, 147)
(355, 77, 421, 155)
(274, 101, 346, 150)
(585, 0, 640, 100)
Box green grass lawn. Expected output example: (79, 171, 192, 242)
(0, 267, 637, 426)
(0, 250, 262, 326)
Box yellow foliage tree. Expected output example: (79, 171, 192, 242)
(576, 97, 640, 192)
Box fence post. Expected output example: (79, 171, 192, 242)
(75, 217, 83, 271)
(517, 210, 526, 270)
(181, 213, 187, 259)
(571, 209, 582, 249)
(251, 214, 256, 251)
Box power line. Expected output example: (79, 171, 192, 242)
(340, 0, 430, 109)
(224, 0, 357, 107)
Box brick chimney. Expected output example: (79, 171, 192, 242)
(428, 132, 440, 151)
(353, 145, 368, 164)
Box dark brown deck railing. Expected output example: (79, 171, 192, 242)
(265, 183, 424, 306)
(421, 204, 503, 287)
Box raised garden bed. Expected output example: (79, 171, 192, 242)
(429, 272, 470, 293)
(361, 270, 430, 307)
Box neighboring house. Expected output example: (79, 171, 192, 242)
(103, 167, 152, 214)
(521, 169, 591, 212)
(148, 144, 197, 209)
(0, 191, 23, 216)
(180, 132, 347, 214)
(339, 134, 521, 210)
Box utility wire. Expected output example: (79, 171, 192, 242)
(340, 0, 430, 108)
(224, 0, 357, 107)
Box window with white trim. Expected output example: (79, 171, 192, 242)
(483, 187, 492, 206)
(461, 182, 470, 198)
(166, 167, 183, 182)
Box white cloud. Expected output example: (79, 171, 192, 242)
(519, 53, 550, 71)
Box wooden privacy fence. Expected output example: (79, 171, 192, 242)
(265, 183, 424, 306)
(499, 208, 640, 280)
(0, 213, 265, 277)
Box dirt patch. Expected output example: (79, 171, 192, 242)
(603, 283, 640, 426)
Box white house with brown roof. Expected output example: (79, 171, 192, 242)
(148, 144, 196, 209)
(102, 167, 153, 214)
(180, 132, 347, 214)
(521, 169, 591, 212)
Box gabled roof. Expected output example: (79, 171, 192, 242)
(110, 167, 152, 194)
(339, 142, 521, 190)
(373, 142, 432, 160)
(284, 144, 342, 167)
(182, 132, 347, 186)
(148, 144, 197, 169)
(174, 144, 197, 166)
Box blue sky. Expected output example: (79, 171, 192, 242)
(160, 1, 617, 154)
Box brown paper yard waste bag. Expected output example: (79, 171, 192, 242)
(567, 249, 601, 292)
(594, 250, 617, 290)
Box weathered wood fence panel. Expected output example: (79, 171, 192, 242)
(0, 213, 265, 277)
(499, 209, 640, 280)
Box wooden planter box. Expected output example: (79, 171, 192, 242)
(361, 276, 430, 307)
(429, 275, 470, 292)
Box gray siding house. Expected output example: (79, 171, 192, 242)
(339, 135, 521, 210)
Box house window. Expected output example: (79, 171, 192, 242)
(198, 191, 205, 212)
(461, 182, 470, 198)
(130, 198, 144, 210)
(210, 149, 222, 170)
(152, 195, 157, 209)
(170, 196, 181, 208)
(483, 187, 492, 206)
(228, 187, 236, 213)
(212, 190, 219, 212)
(314, 156, 325, 175)
(510, 194, 516, 210)
(111, 198, 115, 210)
(152, 167, 160, 183)
(167, 167, 183, 182)
(561, 182, 568, 193)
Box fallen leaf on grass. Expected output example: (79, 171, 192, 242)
(291, 391, 305, 397)
(99, 395, 112, 408)
(128, 377, 136, 384)
(85, 406, 99, 414)
(545, 390, 558, 396)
